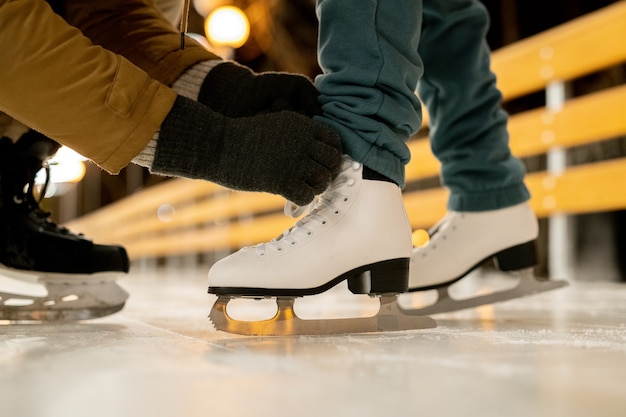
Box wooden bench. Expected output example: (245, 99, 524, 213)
(66, 2, 626, 267)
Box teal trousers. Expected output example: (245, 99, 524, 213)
(315, 0, 530, 211)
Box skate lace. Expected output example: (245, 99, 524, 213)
(253, 159, 358, 256)
(17, 163, 73, 235)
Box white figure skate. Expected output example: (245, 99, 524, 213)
(400, 202, 568, 315)
(208, 156, 435, 336)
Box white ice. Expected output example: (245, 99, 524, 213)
(1, 265, 625, 417)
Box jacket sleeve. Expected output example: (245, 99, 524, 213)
(0, 0, 177, 173)
(61, 0, 220, 86)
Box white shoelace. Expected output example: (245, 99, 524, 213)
(253, 159, 359, 256)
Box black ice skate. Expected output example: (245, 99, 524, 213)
(0, 132, 129, 321)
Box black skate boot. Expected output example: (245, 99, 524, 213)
(0, 131, 129, 320)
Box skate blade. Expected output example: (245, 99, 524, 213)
(0, 281, 129, 321)
(209, 295, 436, 336)
(400, 268, 568, 316)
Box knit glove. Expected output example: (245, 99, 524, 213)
(150, 96, 342, 206)
(198, 62, 322, 118)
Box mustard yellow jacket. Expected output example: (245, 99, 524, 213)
(0, 0, 217, 172)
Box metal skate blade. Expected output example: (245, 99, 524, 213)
(209, 295, 436, 336)
(400, 268, 568, 316)
(0, 302, 126, 321)
(0, 281, 129, 321)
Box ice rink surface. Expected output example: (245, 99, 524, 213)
(1, 265, 625, 417)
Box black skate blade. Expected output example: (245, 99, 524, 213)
(399, 268, 568, 316)
(209, 295, 436, 336)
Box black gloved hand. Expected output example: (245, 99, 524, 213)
(198, 62, 322, 118)
(151, 96, 342, 205)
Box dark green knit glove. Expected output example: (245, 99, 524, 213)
(198, 62, 322, 118)
(151, 96, 342, 205)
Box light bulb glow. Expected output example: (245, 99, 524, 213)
(34, 146, 86, 196)
(205, 6, 250, 48)
(35, 161, 86, 185)
(412, 229, 430, 248)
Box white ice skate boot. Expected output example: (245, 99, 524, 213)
(208, 156, 435, 335)
(402, 202, 567, 314)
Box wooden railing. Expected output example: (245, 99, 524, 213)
(66, 2, 626, 261)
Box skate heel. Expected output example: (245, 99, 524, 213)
(494, 240, 538, 271)
(348, 258, 409, 295)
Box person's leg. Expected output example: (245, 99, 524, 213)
(315, 0, 423, 186)
(0, 131, 131, 321)
(0, 0, 141, 319)
(0, 1, 135, 315)
(208, 0, 424, 296)
(418, 0, 528, 211)
(409, 0, 538, 290)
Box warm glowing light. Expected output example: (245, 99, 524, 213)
(205, 6, 250, 48)
(34, 146, 87, 195)
(35, 161, 86, 185)
(412, 229, 430, 248)
(52, 146, 88, 163)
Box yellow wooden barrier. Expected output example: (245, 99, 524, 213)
(491, 1, 626, 100)
(410, 83, 626, 178)
(66, 3, 626, 259)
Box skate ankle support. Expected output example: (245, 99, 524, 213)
(494, 241, 538, 272)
